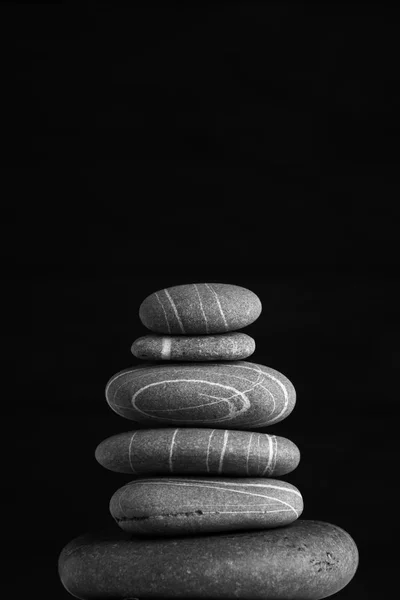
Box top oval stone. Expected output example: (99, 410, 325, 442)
(139, 283, 262, 334)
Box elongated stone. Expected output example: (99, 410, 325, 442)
(131, 331, 255, 361)
(59, 520, 359, 599)
(95, 428, 300, 477)
(105, 361, 296, 428)
(109, 476, 303, 535)
(139, 283, 262, 334)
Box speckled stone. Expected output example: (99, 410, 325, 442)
(59, 520, 359, 599)
(139, 283, 262, 334)
(131, 331, 256, 361)
(95, 428, 300, 477)
(109, 476, 303, 535)
(105, 361, 296, 428)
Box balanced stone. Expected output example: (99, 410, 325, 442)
(105, 361, 296, 428)
(139, 283, 262, 334)
(59, 520, 359, 599)
(109, 476, 303, 535)
(131, 331, 256, 361)
(95, 428, 300, 477)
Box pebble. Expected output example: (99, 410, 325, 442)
(105, 361, 296, 428)
(109, 476, 303, 535)
(59, 520, 359, 599)
(95, 428, 300, 477)
(139, 283, 262, 334)
(131, 331, 255, 361)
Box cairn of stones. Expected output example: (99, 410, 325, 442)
(59, 283, 358, 599)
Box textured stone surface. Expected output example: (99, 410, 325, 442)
(131, 331, 255, 361)
(139, 283, 262, 334)
(59, 520, 358, 599)
(95, 428, 300, 477)
(109, 476, 303, 535)
(105, 361, 296, 428)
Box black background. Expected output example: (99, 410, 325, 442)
(2, 2, 399, 598)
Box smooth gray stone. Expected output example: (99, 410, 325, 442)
(95, 428, 300, 477)
(105, 361, 296, 428)
(109, 476, 303, 535)
(139, 283, 262, 334)
(59, 520, 359, 599)
(131, 332, 256, 361)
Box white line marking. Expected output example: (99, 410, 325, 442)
(262, 435, 274, 476)
(130, 479, 302, 496)
(131, 379, 251, 420)
(272, 435, 278, 472)
(206, 429, 216, 473)
(127, 480, 301, 517)
(155, 292, 171, 333)
(161, 337, 172, 360)
(246, 433, 254, 475)
(128, 431, 138, 473)
(218, 430, 229, 474)
(164, 289, 185, 333)
(228, 363, 290, 422)
(205, 283, 229, 331)
(169, 429, 179, 472)
(194, 283, 209, 333)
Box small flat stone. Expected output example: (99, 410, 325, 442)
(95, 428, 300, 477)
(131, 331, 256, 361)
(139, 283, 262, 334)
(109, 476, 303, 535)
(105, 361, 296, 428)
(59, 520, 359, 599)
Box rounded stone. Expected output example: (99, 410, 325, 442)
(139, 283, 262, 334)
(109, 476, 303, 535)
(105, 361, 296, 428)
(131, 332, 256, 361)
(95, 428, 300, 477)
(59, 520, 359, 599)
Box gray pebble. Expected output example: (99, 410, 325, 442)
(95, 428, 300, 477)
(139, 283, 262, 334)
(59, 520, 359, 599)
(131, 332, 255, 361)
(105, 361, 296, 428)
(109, 476, 303, 535)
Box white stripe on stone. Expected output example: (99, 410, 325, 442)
(155, 292, 171, 333)
(206, 429, 216, 473)
(262, 434, 274, 476)
(193, 283, 209, 333)
(128, 431, 138, 473)
(164, 289, 185, 333)
(205, 283, 229, 331)
(161, 337, 172, 359)
(169, 429, 179, 472)
(246, 433, 254, 475)
(218, 430, 229, 474)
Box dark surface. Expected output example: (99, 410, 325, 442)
(2, 2, 398, 597)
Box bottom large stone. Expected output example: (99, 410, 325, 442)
(59, 520, 358, 599)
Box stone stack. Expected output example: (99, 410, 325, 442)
(59, 283, 358, 599)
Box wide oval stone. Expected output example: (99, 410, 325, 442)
(131, 331, 256, 361)
(95, 428, 300, 477)
(139, 283, 262, 334)
(59, 520, 359, 599)
(109, 476, 303, 535)
(105, 361, 296, 428)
